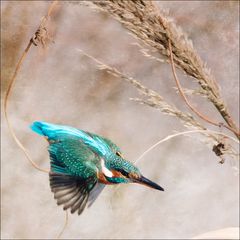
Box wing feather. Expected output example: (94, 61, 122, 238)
(50, 172, 97, 215)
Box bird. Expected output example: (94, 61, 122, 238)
(31, 121, 164, 215)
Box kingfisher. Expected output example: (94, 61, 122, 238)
(31, 121, 164, 215)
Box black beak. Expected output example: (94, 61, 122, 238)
(136, 175, 164, 191)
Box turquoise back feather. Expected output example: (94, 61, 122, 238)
(31, 121, 113, 157)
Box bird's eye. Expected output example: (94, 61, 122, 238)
(116, 151, 123, 158)
(115, 168, 129, 178)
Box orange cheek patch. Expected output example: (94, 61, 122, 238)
(111, 170, 126, 179)
(97, 172, 110, 184)
(98, 170, 126, 184)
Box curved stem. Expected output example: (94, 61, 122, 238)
(3, 1, 58, 173)
(135, 129, 239, 164)
(3, 40, 48, 173)
(57, 211, 69, 239)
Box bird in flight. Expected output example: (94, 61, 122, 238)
(31, 121, 164, 215)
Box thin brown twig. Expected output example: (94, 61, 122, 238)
(3, 0, 68, 238)
(3, 1, 59, 174)
(57, 211, 69, 239)
(3, 40, 48, 173)
(168, 39, 240, 139)
(3, 1, 69, 237)
(4, 1, 70, 237)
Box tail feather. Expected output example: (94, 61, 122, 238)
(30, 121, 47, 136)
(30, 121, 64, 138)
(30, 121, 91, 141)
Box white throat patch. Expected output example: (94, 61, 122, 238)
(101, 158, 113, 177)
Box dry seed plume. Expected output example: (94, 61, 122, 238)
(76, 48, 239, 160)
(91, 0, 239, 139)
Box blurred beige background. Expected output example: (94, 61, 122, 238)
(1, 1, 239, 239)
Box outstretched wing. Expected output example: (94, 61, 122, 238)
(50, 173, 97, 215)
(31, 121, 107, 214)
(48, 139, 102, 215)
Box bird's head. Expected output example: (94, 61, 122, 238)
(109, 158, 164, 191)
(100, 145, 164, 191)
(84, 131, 164, 191)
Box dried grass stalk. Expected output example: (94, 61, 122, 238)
(91, 0, 239, 139)
(3, 0, 60, 173)
(3, 1, 70, 238)
(77, 49, 239, 160)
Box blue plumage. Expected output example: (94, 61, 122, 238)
(31, 121, 111, 156)
(31, 121, 164, 215)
